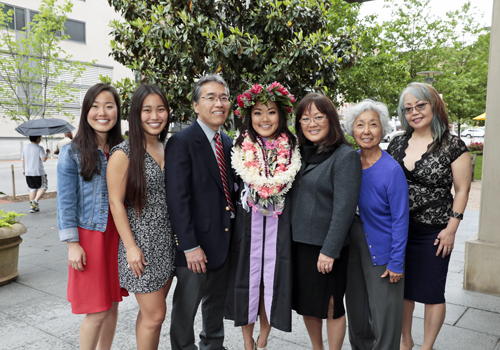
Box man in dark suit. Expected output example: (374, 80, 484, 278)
(165, 74, 234, 350)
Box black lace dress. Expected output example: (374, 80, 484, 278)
(387, 133, 468, 304)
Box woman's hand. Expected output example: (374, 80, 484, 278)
(67, 242, 86, 271)
(381, 269, 403, 283)
(127, 245, 147, 277)
(434, 226, 456, 258)
(317, 253, 335, 274)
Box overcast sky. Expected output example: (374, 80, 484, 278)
(359, 0, 494, 28)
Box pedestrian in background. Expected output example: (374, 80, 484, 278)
(54, 132, 73, 155)
(22, 135, 49, 213)
(57, 83, 127, 350)
(108, 84, 175, 350)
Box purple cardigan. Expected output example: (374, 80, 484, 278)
(358, 150, 409, 273)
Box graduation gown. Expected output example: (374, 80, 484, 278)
(224, 178, 293, 332)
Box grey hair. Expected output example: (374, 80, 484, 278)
(192, 74, 230, 103)
(345, 99, 392, 138)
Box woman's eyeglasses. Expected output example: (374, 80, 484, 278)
(299, 116, 327, 125)
(403, 102, 429, 115)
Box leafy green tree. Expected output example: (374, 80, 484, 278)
(434, 3, 489, 122)
(0, 0, 89, 122)
(339, 0, 489, 120)
(107, 0, 361, 123)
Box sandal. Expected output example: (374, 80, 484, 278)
(256, 336, 268, 350)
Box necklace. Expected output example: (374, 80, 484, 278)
(232, 132, 301, 216)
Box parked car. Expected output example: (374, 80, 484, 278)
(383, 129, 405, 142)
(462, 128, 485, 138)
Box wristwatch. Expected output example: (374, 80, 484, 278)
(451, 211, 464, 220)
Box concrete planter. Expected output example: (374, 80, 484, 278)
(0, 223, 27, 286)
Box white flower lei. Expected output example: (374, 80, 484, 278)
(232, 131, 301, 216)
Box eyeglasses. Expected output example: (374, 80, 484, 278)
(403, 102, 430, 115)
(200, 95, 230, 104)
(299, 116, 327, 125)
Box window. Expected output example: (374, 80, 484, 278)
(1, 4, 13, 29)
(1, 3, 85, 44)
(64, 19, 85, 43)
(14, 8, 25, 29)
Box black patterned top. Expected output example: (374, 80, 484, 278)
(110, 139, 175, 293)
(387, 133, 468, 227)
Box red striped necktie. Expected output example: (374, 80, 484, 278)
(214, 133, 235, 214)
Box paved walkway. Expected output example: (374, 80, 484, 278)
(0, 199, 498, 350)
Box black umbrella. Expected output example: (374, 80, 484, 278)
(15, 118, 75, 136)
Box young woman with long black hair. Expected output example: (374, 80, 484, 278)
(107, 84, 175, 350)
(57, 83, 127, 350)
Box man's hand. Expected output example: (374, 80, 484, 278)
(185, 247, 208, 273)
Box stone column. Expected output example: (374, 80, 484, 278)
(464, 0, 500, 294)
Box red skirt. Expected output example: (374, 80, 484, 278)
(67, 212, 128, 314)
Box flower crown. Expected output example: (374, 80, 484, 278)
(234, 82, 296, 120)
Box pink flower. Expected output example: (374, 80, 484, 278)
(289, 94, 296, 103)
(277, 86, 289, 96)
(244, 160, 259, 168)
(277, 148, 289, 157)
(244, 91, 252, 101)
(258, 188, 270, 199)
(276, 164, 287, 173)
(286, 106, 292, 114)
(237, 95, 245, 107)
(265, 140, 277, 149)
(241, 140, 256, 151)
(267, 81, 280, 92)
(251, 84, 262, 94)
(234, 110, 240, 115)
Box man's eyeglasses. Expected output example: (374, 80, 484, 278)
(299, 116, 327, 125)
(200, 95, 230, 104)
(403, 102, 429, 115)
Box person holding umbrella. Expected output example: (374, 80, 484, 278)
(22, 135, 49, 213)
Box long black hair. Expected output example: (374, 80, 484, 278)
(126, 84, 170, 215)
(235, 101, 296, 148)
(73, 83, 122, 181)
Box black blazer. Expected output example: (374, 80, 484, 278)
(165, 121, 234, 269)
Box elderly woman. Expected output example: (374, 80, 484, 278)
(344, 99, 409, 350)
(388, 83, 471, 350)
(292, 93, 361, 350)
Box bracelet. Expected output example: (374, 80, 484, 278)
(451, 211, 464, 220)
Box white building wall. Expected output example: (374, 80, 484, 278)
(0, 0, 132, 145)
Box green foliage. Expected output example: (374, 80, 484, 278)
(99, 75, 137, 120)
(344, 133, 360, 150)
(0, 208, 25, 228)
(107, 0, 361, 124)
(339, 0, 489, 120)
(474, 155, 482, 181)
(0, 0, 90, 122)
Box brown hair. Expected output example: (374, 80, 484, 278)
(294, 93, 349, 148)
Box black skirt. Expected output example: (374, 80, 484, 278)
(292, 242, 349, 319)
(404, 221, 450, 304)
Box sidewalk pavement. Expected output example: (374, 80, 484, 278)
(0, 199, 498, 350)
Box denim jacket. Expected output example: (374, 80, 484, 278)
(57, 143, 110, 242)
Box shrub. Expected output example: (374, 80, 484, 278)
(468, 142, 483, 153)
